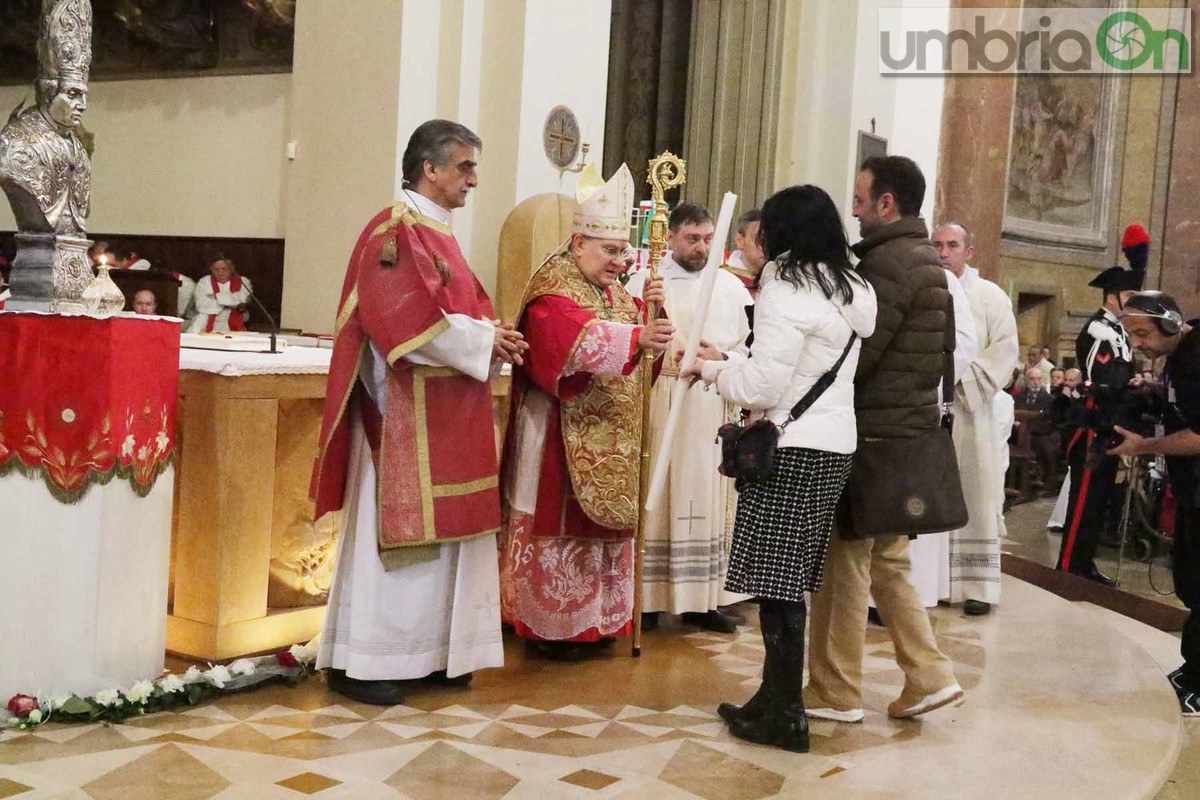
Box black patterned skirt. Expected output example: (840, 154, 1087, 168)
(725, 447, 854, 602)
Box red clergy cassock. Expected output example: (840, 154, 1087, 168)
(311, 203, 500, 561)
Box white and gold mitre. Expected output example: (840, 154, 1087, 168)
(38, 0, 93, 83)
(572, 163, 633, 242)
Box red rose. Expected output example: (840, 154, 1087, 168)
(6, 694, 37, 718)
(275, 651, 300, 668)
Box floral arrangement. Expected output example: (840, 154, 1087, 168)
(2, 642, 318, 731)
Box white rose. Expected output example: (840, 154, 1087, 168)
(206, 665, 232, 689)
(120, 434, 136, 458)
(94, 689, 120, 707)
(158, 674, 185, 694)
(125, 680, 155, 704)
(183, 666, 204, 684)
(228, 659, 256, 677)
(27, 709, 42, 724)
(289, 641, 318, 664)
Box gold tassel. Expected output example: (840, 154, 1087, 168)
(380, 236, 398, 266)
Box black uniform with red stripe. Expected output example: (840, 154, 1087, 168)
(1058, 308, 1134, 574)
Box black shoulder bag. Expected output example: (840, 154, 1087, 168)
(717, 334, 858, 485)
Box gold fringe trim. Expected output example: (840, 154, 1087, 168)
(0, 452, 176, 505)
(378, 526, 501, 572)
(380, 237, 398, 266)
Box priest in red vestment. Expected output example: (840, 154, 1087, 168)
(311, 120, 527, 705)
(499, 164, 673, 659)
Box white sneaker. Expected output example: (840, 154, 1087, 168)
(806, 706, 865, 723)
(888, 683, 964, 719)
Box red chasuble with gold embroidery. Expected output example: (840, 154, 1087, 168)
(501, 254, 655, 543)
(312, 204, 500, 557)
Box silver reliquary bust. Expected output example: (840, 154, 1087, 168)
(0, 0, 94, 311)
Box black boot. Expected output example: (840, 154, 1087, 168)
(718, 601, 777, 724)
(727, 599, 810, 753)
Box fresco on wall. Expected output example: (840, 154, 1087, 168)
(1002, 2, 1118, 250)
(0, 0, 293, 84)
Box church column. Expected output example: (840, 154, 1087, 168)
(933, 0, 1020, 283)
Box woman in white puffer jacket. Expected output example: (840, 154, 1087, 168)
(685, 184, 877, 753)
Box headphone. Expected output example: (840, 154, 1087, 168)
(1121, 292, 1184, 336)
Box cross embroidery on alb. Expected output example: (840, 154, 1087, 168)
(677, 500, 707, 537)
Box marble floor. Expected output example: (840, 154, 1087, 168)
(0, 576, 1184, 799)
(1004, 494, 1183, 608)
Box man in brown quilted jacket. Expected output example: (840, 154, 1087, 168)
(805, 156, 964, 722)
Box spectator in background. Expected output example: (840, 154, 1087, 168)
(1016, 368, 1060, 488)
(132, 289, 157, 315)
(723, 208, 767, 297)
(188, 256, 251, 333)
(1042, 344, 1055, 366)
(1049, 368, 1065, 393)
(1016, 344, 1055, 390)
(115, 246, 151, 271)
(88, 241, 111, 267)
(1064, 367, 1082, 395)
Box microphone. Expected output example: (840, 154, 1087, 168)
(227, 260, 280, 354)
(246, 287, 280, 354)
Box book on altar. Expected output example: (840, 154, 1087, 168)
(180, 332, 286, 352)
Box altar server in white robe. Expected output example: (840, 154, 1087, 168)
(187, 256, 252, 333)
(895, 232, 978, 608)
(932, 223, 1019, 615)
(626, 202, 753, 632)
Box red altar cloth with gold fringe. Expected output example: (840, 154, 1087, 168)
(0, 311, 180, 501)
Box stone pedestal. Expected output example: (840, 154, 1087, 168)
(4, 232, 93, 312)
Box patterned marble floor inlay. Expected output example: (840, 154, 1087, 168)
(0, 578, 1185, 799)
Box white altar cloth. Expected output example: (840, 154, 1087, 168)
(0, 467, 175, 700)
(180, 346, 332, 376)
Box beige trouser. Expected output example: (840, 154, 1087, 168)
(806, 534, 957, 710)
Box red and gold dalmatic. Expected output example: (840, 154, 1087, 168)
(311, 203, 499, 564)
(499, 252, 656, 642)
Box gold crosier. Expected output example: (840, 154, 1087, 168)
(632, 151, 686, 657)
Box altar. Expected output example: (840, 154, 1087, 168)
(0, 311, 180, 700)
(168, 345, 512, 660)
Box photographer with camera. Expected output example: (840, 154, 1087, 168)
(1058, 232, 1147, 583)
(1107, 291, 1200, 715)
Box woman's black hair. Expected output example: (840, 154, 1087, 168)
(758, 184, 864, 304)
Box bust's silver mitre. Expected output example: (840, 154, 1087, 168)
(0, 0, 94, 311)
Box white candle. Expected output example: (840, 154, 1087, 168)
(644, 191, 738, 511)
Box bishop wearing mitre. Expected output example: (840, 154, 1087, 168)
(499, 164, 673, 660)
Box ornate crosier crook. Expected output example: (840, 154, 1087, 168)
(643, 152, 687, 317)
(632, 150, 686, 657)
